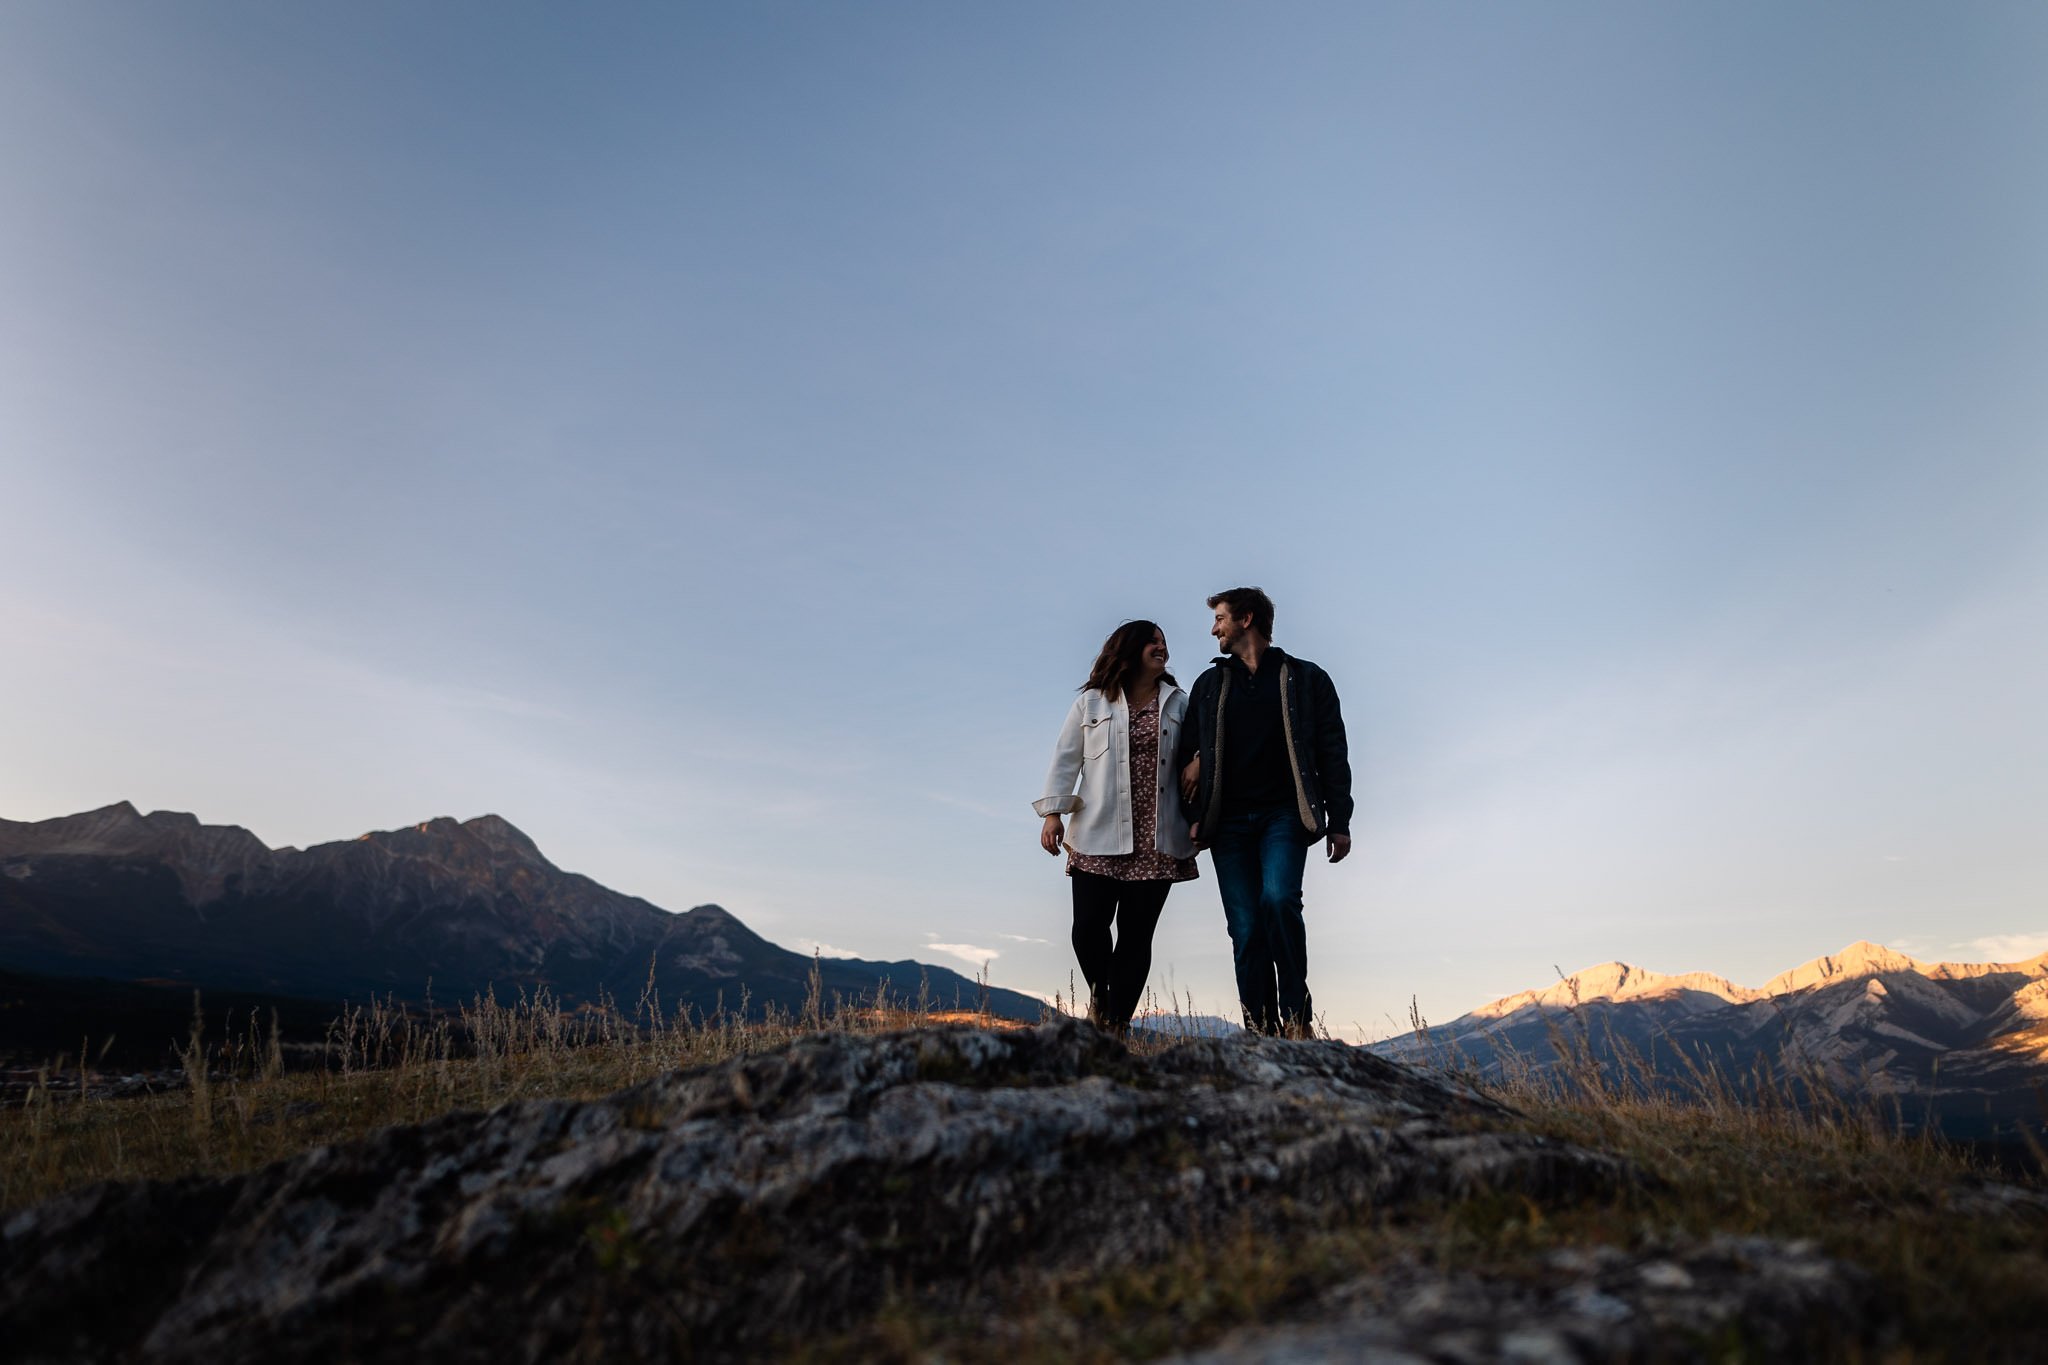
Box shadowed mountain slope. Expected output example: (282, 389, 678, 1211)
(0, 804, 1041, 1023)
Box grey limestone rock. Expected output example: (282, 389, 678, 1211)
(1, 1021, 1865, 1363)
(1167, 1237, 1883, 1363)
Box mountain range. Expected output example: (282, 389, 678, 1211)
(0, 803, 1043, 1030)
(1372, 941, 2048, 1139)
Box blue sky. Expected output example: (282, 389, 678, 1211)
(3, 3, 2043, 1035)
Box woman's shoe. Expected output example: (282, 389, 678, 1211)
(1087, 986, 1114, 1031)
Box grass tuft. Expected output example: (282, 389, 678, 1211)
(3, 981, 2044, 1361)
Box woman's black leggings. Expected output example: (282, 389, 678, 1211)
(1069, 870, 1174, 1029)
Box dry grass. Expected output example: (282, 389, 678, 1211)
(0, 960, 1014, 1212)
(0, 970, 1238, 1213)
(5, 975, 2046, 1362)
(804, 1061, 2048, 1363)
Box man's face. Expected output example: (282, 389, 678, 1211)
(1211, 602, 1251, 655)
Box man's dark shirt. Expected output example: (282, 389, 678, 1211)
(1221, 651, 1293, 814)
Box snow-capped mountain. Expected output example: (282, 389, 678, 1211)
(1373, 941, 2048, 1138)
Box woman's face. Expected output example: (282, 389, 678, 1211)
(1140, 630, 1169, 678)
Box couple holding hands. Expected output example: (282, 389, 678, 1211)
(1034, 586, 1352, 1039)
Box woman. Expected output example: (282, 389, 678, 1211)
(1034, 620, 1198, 1032)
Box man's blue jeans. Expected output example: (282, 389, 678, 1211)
(1209, 806, 1313, 1033)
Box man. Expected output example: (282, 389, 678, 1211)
(1175, 587, 1351, 1037)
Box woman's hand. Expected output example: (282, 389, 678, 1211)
(1040, 814, 1066, 856)
(1179, 755, 1201, 805)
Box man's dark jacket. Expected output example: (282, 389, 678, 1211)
(1174, 648, 1353, 839)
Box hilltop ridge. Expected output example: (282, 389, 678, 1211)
(0, 1020, 1925, 1364)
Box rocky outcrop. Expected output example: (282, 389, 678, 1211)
(0, 1021, 1831, 1364)
(1171, 1237, 1880, 1363)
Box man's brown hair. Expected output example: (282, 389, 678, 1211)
(1207, 587, 1275, 640)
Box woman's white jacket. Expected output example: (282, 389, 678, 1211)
(1034, 686, 1196, 860)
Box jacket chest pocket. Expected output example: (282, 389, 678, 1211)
(1082, 716, 1112, 759)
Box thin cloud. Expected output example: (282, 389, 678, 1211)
(928, 942, 1001, 970)
(998, 933, 1050, 944)
(1952, 933, 2048, 964)
(793, 939, 859, 959)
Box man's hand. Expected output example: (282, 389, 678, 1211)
(1179, 756, 1201, 806)
(1189, 822, 1206, 853)
(1326, 833, 1351, 864)
(1040, 815, 1065, 856)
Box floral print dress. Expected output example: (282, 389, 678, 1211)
(1067, 696, 1199, 883)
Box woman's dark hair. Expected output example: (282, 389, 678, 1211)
(1082, 620, 1175, 701)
